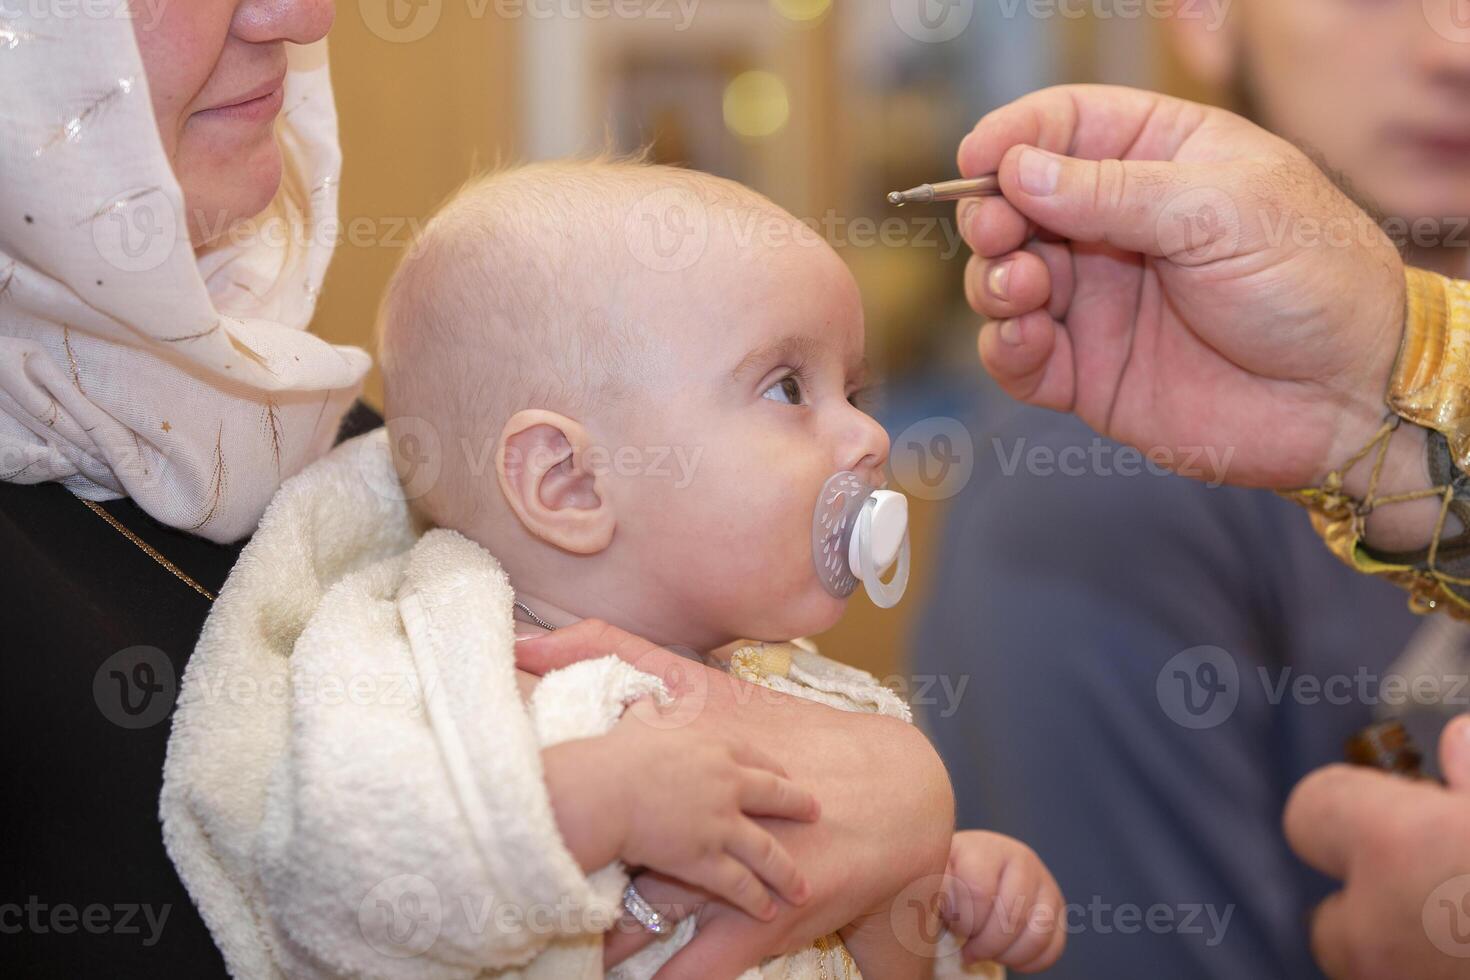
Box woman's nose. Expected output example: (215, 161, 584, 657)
(1416, 3, 1470, 86)
(233, 0, 336, 46)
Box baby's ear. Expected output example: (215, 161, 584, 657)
(496, 409, 615, 555)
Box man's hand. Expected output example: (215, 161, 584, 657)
(1284, 714, 1470, 979)
(518, 620, 956, 979)
(959, 85, 1423, 515)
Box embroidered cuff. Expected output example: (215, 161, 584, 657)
(1387, 268, 1470, 470)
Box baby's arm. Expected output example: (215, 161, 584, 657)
(840, 905, 939, 980)
(942, 830, 1066, 972)
(541, 697, 820, 922)
(839, 831, 1065, 979)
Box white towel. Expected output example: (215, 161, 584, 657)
(160, 429, 997, 979)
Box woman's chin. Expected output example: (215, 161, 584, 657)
(182, 138, 285, 249)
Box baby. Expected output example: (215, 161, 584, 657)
(375, 160, 1065, 978)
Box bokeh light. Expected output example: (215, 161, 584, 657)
(722, 70, 791, 141)
(769, 0, 832, 24)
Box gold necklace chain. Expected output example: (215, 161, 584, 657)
(79, 497, 216, 602)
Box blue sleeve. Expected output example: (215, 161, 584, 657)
(911, 408, 1416, 980)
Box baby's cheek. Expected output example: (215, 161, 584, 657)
(716, 504, 839, 633)
(649, 442, 844, 635)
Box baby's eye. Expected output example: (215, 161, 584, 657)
(762, 374, 804, 406)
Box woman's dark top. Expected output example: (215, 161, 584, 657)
(1, 404, 382, 977)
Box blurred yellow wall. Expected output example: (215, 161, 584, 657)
(313, 9, 521, 408)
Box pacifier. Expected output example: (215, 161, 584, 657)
(811, 472, 911, 609)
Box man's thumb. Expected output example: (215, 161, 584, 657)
(1439, 714, 1470, 792)
(997, 145, 1244, 264)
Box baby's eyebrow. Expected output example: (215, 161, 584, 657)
(727, 334, 827, 384)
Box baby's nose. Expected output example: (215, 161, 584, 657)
(840, 412, 891, 484)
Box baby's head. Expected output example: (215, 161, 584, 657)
(379, 160, 890, 650)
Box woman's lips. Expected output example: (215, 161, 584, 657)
(196, 79, 286, 124)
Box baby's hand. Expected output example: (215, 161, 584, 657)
(607, 698, 819, 921)
(942, 830, 1065, 973)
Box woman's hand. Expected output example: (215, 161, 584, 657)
(960, 85, 1432, 546)
(519, 620, 957, 979)
(603, 871, 940, 980)
(602, 872, 810, 978)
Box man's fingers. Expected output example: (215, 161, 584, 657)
(976, 309, 1076, 414)
(1307, 891, 1353, 980)
(964, 250, 1054, 322)
(999, 147, 1215, 257)
(958, 84, 1210, 180)
(958, 194, 1031, 258)
(1283, 764, 1400, 878)
(1030, 239, 1077, 321)
(957, 87, 1250, 264)
(1438, 713, 1470, 792)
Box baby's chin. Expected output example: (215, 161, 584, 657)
(729, 585, 848, 645)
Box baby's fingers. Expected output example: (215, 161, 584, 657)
(738, 768, 820, 822)
(959, 855, 1047, 966)
(689, 854, 777, 922)
(1002, 878, 1067, 973)
(728, 819, 810, 906)
(727, 741, 787, 778)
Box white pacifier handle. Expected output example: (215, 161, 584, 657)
(855, 491, 911, 609)
(849, 490, 907, 574)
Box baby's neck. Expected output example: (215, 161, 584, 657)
(509, 588, 734, 655)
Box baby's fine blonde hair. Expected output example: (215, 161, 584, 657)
(377, 157, 785, 534)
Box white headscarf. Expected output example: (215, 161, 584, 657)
(0, 5, 370, 542)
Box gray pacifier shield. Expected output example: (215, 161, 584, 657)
(812, 471, 873, 599)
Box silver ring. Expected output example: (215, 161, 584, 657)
(622, 882, 673, 935)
